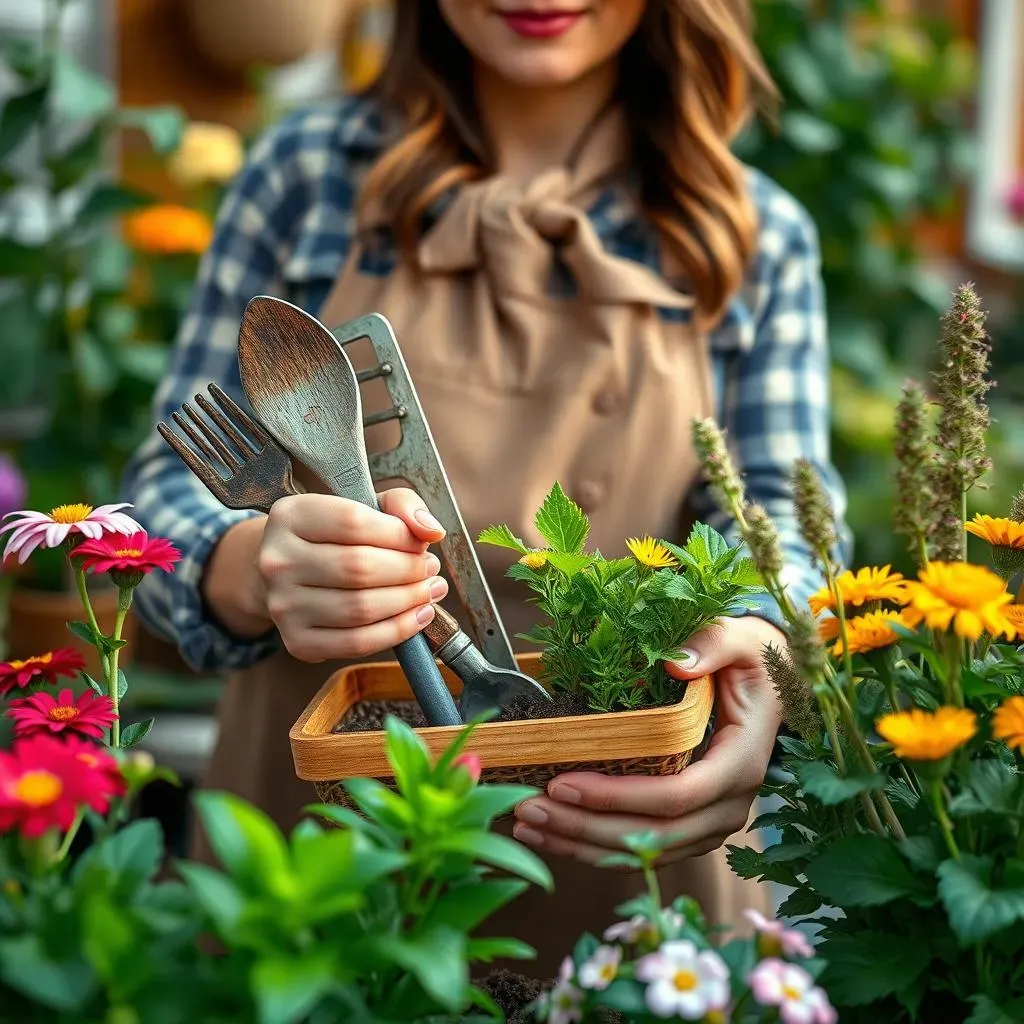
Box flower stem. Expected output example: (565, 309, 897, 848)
(931, 778, 960, 861)
(107, 589, 133, 749)
(945, 633, 964, 707)
(73, 566, 108, 679)
(54, 808, 86, 862)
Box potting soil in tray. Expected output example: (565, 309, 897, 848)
(474, 970, 622, 1024)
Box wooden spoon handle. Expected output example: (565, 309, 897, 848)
(423, 604, 461, 653)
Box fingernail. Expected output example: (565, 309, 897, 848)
(516, 802, 548, 826)
(670, 649, 699, 669)
(414, 509, 444, 532)
(416, 605, 435, 625)
(424, 553, 441, 576)
(428, 577, 448, 601)
(549, 784, 580, 805)
(514, 825, 544, 848)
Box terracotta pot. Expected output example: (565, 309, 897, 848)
(291, 653, 715, 809)
(184, 0, 350, 71)
(5, 586, 137, 681)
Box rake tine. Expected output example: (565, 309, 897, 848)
(182, 402, 241, 472)
(208, 383, 273, 449)
(195, 391, 259, 459)
(157, 422, 226, 493)
(171, 410, 232, 475)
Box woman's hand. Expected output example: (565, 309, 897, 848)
(512, 616, 785, 865)
(219, 489, 448, 662)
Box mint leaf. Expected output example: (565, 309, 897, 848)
(798, 761, 885, 805)
(937, 854, 1024, 945)
(804, 835, 932, 907)
(545, 552, 596, 577)
(533, 483, 589, 554)
(477, 524, 528, 553)
(967, 995, 1024, 1024)
(820, 931, 930, 1006)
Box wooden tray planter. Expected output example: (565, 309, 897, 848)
(290, 653, 715, 805)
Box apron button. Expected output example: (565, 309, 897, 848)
(574, 479, 606, 511)
(592, 389, 622, 415)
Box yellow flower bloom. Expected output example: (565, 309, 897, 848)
(876, 706, 977, 761)
(1005, 605, 1024, 639)
(901, 562, 1014, 641)
(832, 609, 915, 657)
(518, 552, 548, 570)
(167, 121, 244, 189)
(964, 515, 1024, 550)
(992, 696, 1024, 753)
(626, 536, 677, 569)
(124, 205, 214, 255)
(808, 565, 907, 616)
(816, 616, 840, 642)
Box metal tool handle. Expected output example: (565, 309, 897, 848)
(423, 605, 461, 651)
(394, 633, 462, 725)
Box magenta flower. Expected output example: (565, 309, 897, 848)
(452, 752, 482, 783)
(744, 909, 814, 959)
(7, 688, 117, 740)
(749, 958, 836, 1024)
(71, 530, 180, 579)
(1, 503, 141, 563)
(1008, 178, 1024, 221)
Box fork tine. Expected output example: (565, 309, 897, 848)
(195, 391, 259, 459)
(172, 409, 233, 474)
(157, 422, 229, 496)
(182, 402, 242, 472)
(208, 383, 274, 449)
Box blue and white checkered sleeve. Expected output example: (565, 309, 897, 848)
(121, 119, 311, 672)
(694, 179, 850, 628)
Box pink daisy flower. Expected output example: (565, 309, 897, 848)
(749, 958, 836, 1024)
(7, 688, 117, 740)
(70, 530, 180, 579)
(0, 648, 86, 697)
(1, 503, 141, 564)
(744, 909, 815, 959)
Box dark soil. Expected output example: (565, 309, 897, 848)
(335, 690, 594, 734)
(477, 970, 545, 1023)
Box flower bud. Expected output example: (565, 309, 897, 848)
(453, 752, 482, 784)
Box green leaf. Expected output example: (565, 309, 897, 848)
(457, 784, 536, 826)
(466, 937, 535, 962)
(47, 122, 105, 193)
(0, 239, 47, 276)
(776, 887, 822, 917)
(81, 896, 135, 985)
(533, 482, 589, 554)
(545, 551, 596, 577)
(420, 879, 530, 934)
(117, 105, 186, 155)
(77, 183, 152, 227)
(899, 835, 942, 872)
(937, 854, 1024, 945)
(780, 110, 843, 153)
(804, 834, 932, 907)
(0, 935, 95, 1011)
(762, 842, 815, 865)
(476, 524, 528, 553)
(967, 995, 1024, 1024)
(117, 342, 170, 384)
(66, 619, 100, 646)
(820, 931, 930, 1006)
(948, 759, 1024, 820)
(0, 84, 47, 161)
(599, 979, 648, 1015)
(70, 331, 117, 397)
(434, 831, 553, 891)
(54, 53, 115, 121)
(192, 790, 292, 893)
(119, 718, 154, 749)
(598, 852, 644, 870)
(116, 670, 129, 700)
(73, 818, 162, 897)
(83, 673, 105, 696)
(373, 927, 467, 1011)
(384, 715, 431, 797)
(251, 951, 336, 1024)
(726, 844, 767, 880)
(176, 862, 245, 934)
(798, 761, 885, 805)
(342, 776, 415, 830)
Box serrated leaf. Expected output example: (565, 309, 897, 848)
(798, 761, 885, 805)
(476, 523, 528, 553)
(762, 842, 815, 864)
(726, 844, 766, 880)
(119, 718, 154, 750)
(937, 854, 1024, 945)
(776, 887, 822, 918)
(533, 482, 589, 554)
(545, 551, 595, 577)
(805, 834, 932, 907)
(820, 931, 930, 1006)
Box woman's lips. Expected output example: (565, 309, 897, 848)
(498, 10, 583, 38)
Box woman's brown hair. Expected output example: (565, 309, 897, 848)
(360, 0, 776, 326)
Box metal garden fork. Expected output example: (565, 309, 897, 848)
(156, 382, 298, 514)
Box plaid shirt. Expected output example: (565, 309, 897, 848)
(122, 95, 849, 673)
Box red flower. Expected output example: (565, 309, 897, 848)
(71, 530, 180, 582)
(0, 735, 123, 838)
(0, 648, 86, 697)
(62, 735, 126, 806)
(453, 752, 482, 784)
(7, 687, 117, 739)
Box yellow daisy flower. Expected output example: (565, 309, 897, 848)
(832, 609, 915, 657)
(518, 552, 548, 570)
(964, 515, 1024, 550)
(992, 696, 1024, 754)
(1004, 605, 1024, 639)
(816, 616, 841, 643)
(876, 706, 977, 761)
(808, 565, 907, 616)
(625, 536, 677, 570)
(901, 562, 1014, 641)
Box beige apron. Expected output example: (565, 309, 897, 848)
(195, 110, 769, 975)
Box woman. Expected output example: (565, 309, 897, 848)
(124, 0, 846, 971)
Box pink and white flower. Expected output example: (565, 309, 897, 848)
(749, 958, 836, 1024)
(543, 957, 583, 1024)
(577, 944, 621, 991)
(744, 909, 814, 959)
(1, 503, 140, 563)
(635, 940, 730, 1019)
(604, 910, 683, 945)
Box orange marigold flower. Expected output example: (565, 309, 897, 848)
(808, 566, 907, 616)
(901, 562, 1014, 641)
(816, 616, 841, 642)
(876, 706, 977, 762)
(964, 515, 1024, 550)
(124, 204, 213, 255)
(992, 696, 1024, 754)
(831, 609, 915, 657)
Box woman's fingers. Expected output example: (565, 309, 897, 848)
(280, 604, 439, 663)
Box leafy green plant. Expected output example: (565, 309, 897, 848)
(478, 483, 764, 712)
